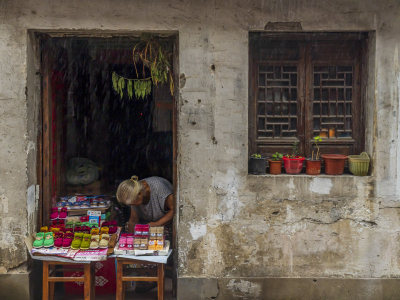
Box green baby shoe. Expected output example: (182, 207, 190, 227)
(71, 233, 83, 250)
(33, 232, 45, 248)
(80, 234, 92, 250)
(43, 232, 54, 248)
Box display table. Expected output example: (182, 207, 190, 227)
(28, 250, 95, 300)
(114, 250, 173, 300)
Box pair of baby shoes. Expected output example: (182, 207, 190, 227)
(50, 207, 67, 220)
(118, 234, 134, 250)
(54, 232, 74, 248)
(33, 232, 54, 248)
(71, 233, 92, 250)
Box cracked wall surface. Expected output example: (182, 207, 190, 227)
(0, 0, 400, 298)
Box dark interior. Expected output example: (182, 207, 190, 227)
(43, 37, 173, 198)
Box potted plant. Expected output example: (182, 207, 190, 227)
(268, 152, 283, 175)
(282, 141, 305, 174)
(321, 154, 348, 175)
(306, 136, 322, 175)
(249, 153, 266, 175)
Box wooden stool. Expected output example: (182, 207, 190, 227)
(116, 258, 165, 300)
(42, 260, 95, 300)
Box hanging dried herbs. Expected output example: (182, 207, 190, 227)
(112, 35, 174, 100)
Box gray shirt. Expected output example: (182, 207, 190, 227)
(136, 177, 173, 222)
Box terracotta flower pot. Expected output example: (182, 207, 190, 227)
(306, 159, 321, 175)
(321, 154, 348, 175)
(268, 160, 282, 175)
(282, 156, 304, 174)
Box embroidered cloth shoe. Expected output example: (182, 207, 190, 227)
(62, 232, 74, 248)
(119, 234, 127, 250)
(80, 234, 91, 250)
(126, 234, 134, 250)
(90, 228, 99, 235)
(33, 232, 45, 248)
(50, 207, 59, 220)
(99, 234, 110, 248)
(89, 235, 100, 249)
(43, 232, 54, 248)
(71, 233, 83, 250)
(54, 232, 64, 248)
(82, 226, 91, 234)
(100, 227, 109, 234)
(59, 207, 68, 219)
(109, 225, 118, 234)
(40, 226, 48, 232)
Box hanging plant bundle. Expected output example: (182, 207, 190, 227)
(112, 35, 174, 100)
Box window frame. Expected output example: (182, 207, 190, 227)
(249, 33, 367, 158)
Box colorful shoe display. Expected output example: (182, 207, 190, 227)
(33, 232, 45, 248)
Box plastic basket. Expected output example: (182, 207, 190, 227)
(348, 152, 370, 176)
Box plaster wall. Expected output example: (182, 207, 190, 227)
(0, 0, 400, 298)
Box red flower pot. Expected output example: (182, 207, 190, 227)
(321, 154, 347, 175)
(283, 156, 305, 174)
(306, 159, 321, 175)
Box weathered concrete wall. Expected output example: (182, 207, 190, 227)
(1, 0, 400, 299)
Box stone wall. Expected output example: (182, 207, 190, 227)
(0, 0, 400, 299)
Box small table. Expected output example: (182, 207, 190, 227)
(115, 250, 172, 300)
(29, 253, 96, 300)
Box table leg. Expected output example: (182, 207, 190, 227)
(42, 261, 49, 300)
(90, 262, 96, 299)
(49, 281, 54, 300)
(157, 264, 165, 300)
(116, 259, 124, 300)
(84, 263, 94, 300)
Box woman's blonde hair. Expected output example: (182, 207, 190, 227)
(116, 175, 143, 205)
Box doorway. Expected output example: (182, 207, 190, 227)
(37, 34, 177, 226)
(35, 33, 178, 298)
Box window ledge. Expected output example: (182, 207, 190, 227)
(247, 174, 374, 200)
(248, 174, 372, 178)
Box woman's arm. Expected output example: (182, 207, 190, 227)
(149, 194, 175, 227)
(126, 206, 139, 232)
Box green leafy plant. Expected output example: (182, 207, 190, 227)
(251, 153, 262, 159)
(112, 35, 174, 100)
(271, 152, 283, 161)
(311, 136, 322, 160)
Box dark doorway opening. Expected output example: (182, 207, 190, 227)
(38, 35, 177, 225)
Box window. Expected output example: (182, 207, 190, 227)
(249, 33, 367, 157)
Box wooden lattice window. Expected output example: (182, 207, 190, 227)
(257, 65, 298, 138)
(249, 33, 366, 158)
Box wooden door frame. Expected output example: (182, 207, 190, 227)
(37, 31, 179, 230)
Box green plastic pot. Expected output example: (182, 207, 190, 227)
(348, 152, 370, 176)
